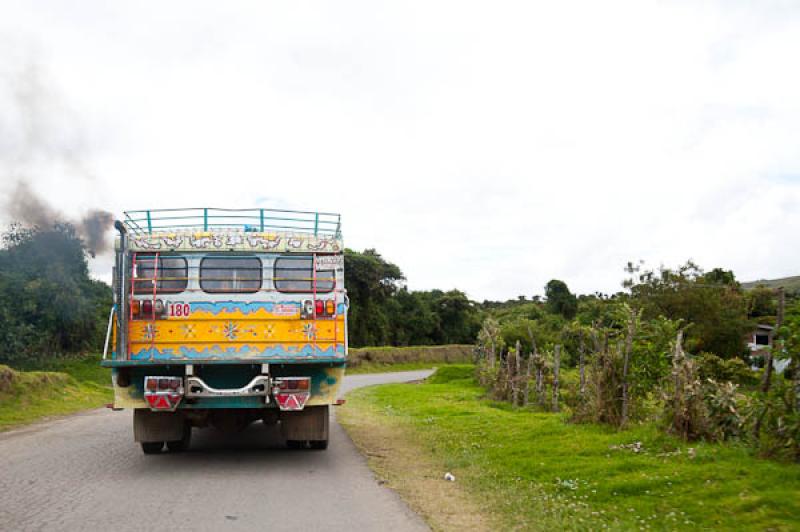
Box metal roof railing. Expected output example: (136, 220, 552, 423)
(123, 208, 341, 237)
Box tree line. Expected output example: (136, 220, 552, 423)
(0, 223, 793, 373)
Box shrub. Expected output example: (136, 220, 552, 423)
(696, 352, 758, 386)
(754, 379, 800, 461)
(663, 348, 747, 442)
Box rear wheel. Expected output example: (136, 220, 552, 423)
(141, 441, 164, 454)
(167, 423, 192, 452)
(310, 439, 328, 450)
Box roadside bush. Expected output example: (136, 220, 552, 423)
(754, 379, 800, 461)
(704, 379, 747, 441)
(663, 347, 747, 442)
(696, 352, 758, 387)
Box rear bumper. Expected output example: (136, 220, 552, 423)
(109, 363, 344, 410)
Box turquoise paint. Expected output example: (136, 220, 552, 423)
(187, 300, 344, 315)
(189, 301, 302, 315)
(129, 343, 345, 361)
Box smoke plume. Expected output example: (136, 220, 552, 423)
(7, 182, 113, 257)
(1, 49, 114, 257)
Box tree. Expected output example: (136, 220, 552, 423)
(0, 223, 111, 364)
(626, 261, 751, 359)
(344, 248, 404, 347)
(545, 279, 578, 320)
(747, 286, 777, 318)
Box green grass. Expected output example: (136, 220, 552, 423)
(344, 365, 800, 531)
(0, 355, 112, 431)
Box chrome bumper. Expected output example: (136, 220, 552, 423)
(185, 375, 270, 400)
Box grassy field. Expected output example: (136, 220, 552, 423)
(339, 365, 800, 531)
(0, 355, 112, 431)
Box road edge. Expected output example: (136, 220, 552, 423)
(338, 381, 493, 532)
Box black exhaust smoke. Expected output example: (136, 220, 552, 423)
(6, 182, 113, 257)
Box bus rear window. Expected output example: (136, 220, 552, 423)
(274, 256, 334, 293)
(133, 255, 188, 294)
(200, 256, 262, 293)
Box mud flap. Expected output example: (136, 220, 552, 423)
(280, 405, 329, 441)
(134, 409, 185, 443)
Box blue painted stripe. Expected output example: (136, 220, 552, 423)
(130, 343, 345, 361)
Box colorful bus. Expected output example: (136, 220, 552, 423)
(102, 208, 346, 453)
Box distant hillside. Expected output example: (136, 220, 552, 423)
(742, 275, 800, 293)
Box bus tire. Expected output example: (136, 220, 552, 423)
(310, 439, 328, 450)
(167, 423, 192, 452)
(141, 441, 164, 454)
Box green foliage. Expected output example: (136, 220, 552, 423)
(663, 346, 748, 443)
(344, 248, 404, 347)
(345, 249, 481, 347)
(747, 286, 778, 318)
(756, 378, 800, 461)
(544, 279, 577, 320)
(625, 261, 751, 359)
(0, 224, 111, 365)
(777, 299, 800, 365)
(696, 351, 759, 386)
(499, 315, 563, 355)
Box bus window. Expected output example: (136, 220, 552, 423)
(133, 255, 188, 294)
(200, 256, 262, 293)
(274, 256, 334, 293)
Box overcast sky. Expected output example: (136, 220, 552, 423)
(1, 1, 798, 301)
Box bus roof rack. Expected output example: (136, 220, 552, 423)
(123, 208, 341, 237)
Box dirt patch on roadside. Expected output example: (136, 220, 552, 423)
(339, 401, 492, 532)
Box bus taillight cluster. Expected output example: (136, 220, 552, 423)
(131, 299, 166, 319)
(315, 299, 336, 317)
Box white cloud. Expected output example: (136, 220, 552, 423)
(0, 1, 798, 300)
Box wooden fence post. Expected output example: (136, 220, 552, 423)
(578, 335, 586, 397)
(620, 306, 638, 427)
(524, 350, 533, 406)
(552, 345, 561, 412)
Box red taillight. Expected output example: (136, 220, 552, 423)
(315, 300, 324, 316)
(144, 377, 184, 411)
(273, 377, 311, 411)
(274, 378, 310, 393)
(142, 300, 153, 315)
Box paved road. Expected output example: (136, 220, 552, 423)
(0, 370, 433, 532)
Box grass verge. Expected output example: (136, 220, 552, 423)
(339, 365, 800, 531)
(0, 355, 111, 431)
